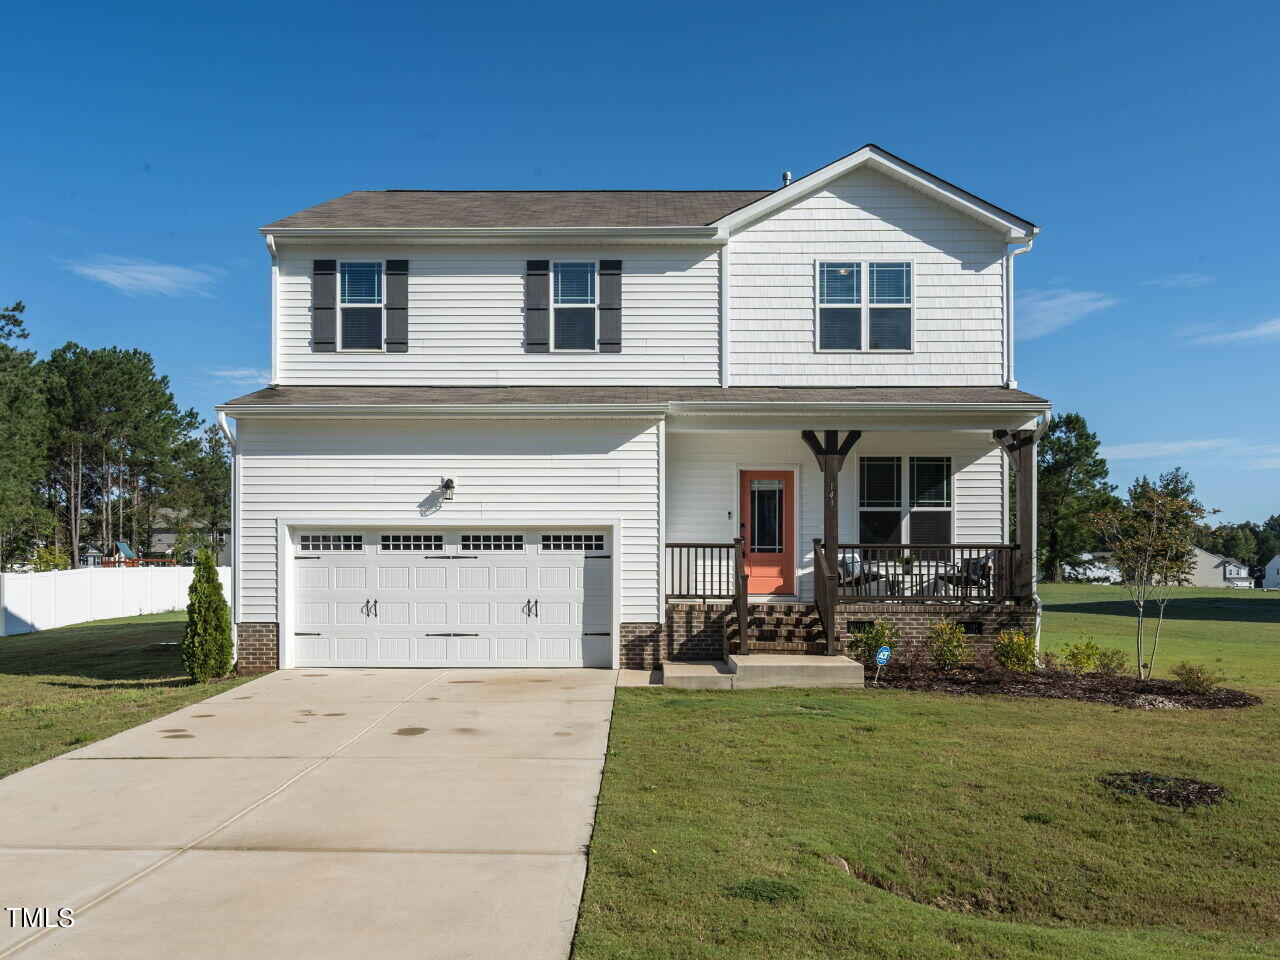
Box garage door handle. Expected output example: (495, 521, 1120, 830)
(421, 632, 480, 637)
(583, 632, 611, 636)
(585, 555, 611, 559)
(294, 632, 322, 636)
(424, 555, 478, 560)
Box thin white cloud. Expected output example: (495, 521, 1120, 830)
(1140, 273, 1214, 289)
(208, 368, 270, 385)
(1017, 289, 1119, 340)
(1190, 318, 1280, 345)
(61, 256, 224, 298)
(1100, 438, 1280, 470)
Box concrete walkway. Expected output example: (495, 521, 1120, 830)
(0, 668, 617, 959)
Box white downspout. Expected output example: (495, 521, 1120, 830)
(1004, 233, 1035, 389)
(719, 244, 731, 387)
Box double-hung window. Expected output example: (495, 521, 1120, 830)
(817, 261, 913, 351)
(339, 261, 384, 351)
(857, 455, 952, 544)
(552, 261, 597, 351)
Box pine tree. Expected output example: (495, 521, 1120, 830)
(1036, 413, 1120, 581)
(182, 548, 232, 682)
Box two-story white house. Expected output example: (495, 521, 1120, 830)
(217, 145, 1050, 674)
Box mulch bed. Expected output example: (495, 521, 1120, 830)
(872, 664, 1261, 710)
(1097, 770, 1229, 809)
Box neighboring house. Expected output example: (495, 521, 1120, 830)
(151, 508, 232, 566)
(1189, 547, 1255, 589)
(1263, 555, 1280, 589)
(1061, 552, 1122, 584)
(216, 144, 1050, 674)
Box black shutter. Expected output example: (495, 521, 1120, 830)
(311, 260, 337, 352)
(524, 260, 550, 352)
(384, 260, 409, 352)
(598, 259, 622, 352)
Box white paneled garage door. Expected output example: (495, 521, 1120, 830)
(290, 530, 612, 668)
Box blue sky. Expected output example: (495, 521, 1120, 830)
(2, 0, 1276, 522)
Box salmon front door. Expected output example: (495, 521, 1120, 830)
(739, 470, 795, 595)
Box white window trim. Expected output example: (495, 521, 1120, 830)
(551, 260, 599, 352)
(855, 455, 952, 544)
(813, 259, 915, 354)
(338, 260, 386, 353)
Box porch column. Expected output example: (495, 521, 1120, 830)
(994, 429, 1037, 600)
(800, 430, 861, 570)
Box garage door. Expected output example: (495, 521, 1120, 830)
(290, 530, 612, 668)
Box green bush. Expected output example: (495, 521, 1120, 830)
(1062, 636, 1102, 676)
(181, 548, 233, 682)
(847, 618, 900, 665)
(992, 629, 1037, 672)
(923, 618, 971, 670)
(1094, 647, 1129, 677)
(1170, 661, 1224, 695)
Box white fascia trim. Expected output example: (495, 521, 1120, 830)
(262, 226, 723, 246)
(217, 403, 670, 420)
(711, 145, 1036, 239)
(666, 401, 1052, 416)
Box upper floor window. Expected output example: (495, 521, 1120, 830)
(817, 261, 913, 352)
(553, 261, 597, 351)
(339, 261, 384, 351)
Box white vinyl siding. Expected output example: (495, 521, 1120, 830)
(663, 428, 1007, 600)
(276, 247, 721, 385)
(727, 166, 1007, 385)
(235, 417, 662, 624)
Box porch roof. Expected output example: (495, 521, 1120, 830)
(222, 385, 1049, 415)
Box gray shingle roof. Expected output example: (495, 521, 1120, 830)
(262, 190, 774, 231)
(224, 385, 1049, 407)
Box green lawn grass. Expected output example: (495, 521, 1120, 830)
(0, 611, 251, 779)
(573, 584, 1280, 960)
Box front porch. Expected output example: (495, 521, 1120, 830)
(644, 416, 1043, 667)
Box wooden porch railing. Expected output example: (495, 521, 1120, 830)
(664, 541, 750, 655)
(812, 539, 840, 655)
(665, 542, 736, 598)
(835, 544, 1019, 602)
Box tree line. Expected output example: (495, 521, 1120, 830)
(0, 301, 229, 571)
(1035, 412, 1275, 580)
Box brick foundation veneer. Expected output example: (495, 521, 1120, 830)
(837, 602, 1038, 657)
(235, 622, 279, 674)
(619, 601, 1038, 668)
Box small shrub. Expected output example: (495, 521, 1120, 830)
(923, 618, 971, 670)
(1094, 647, 1129, 677)
(181, 548, 233, 682)
(1040, 651, 1063, 673)
(1170, 661, 1224, 695)
(847, 618, 900, 665)
(993, 629, 1036, 672)
(1062, 635, 1102, 675)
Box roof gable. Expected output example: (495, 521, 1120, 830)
(710, 144, 1037, 239)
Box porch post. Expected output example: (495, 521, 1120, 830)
(801, 430, 861, 572)
(994, 429, 1037, 600)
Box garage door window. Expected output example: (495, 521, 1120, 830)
(541, 533, 606, 552)
(461, 533, 525, 551)
(380, 533, 444, 551)
(300, 534, 364, 551)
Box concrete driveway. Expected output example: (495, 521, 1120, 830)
(0, 668, 617, 960)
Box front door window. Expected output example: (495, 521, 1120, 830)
(749, 479, 784, 553)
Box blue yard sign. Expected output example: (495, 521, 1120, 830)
(875, 645, 891, 666)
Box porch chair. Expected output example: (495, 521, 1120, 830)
(933, 550, 995, 598)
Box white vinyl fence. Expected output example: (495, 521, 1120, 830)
(0, 567, 232, 637)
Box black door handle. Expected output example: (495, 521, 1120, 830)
(532, 598, 539, 618)
(360, 599, 370, 617)
(372, 599, 378, 618)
